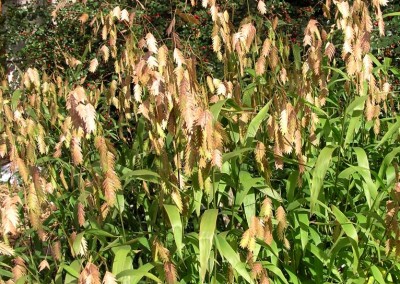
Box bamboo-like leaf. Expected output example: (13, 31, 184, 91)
(116, 263, 160, 284)
(215, 234, 253, 283)
(222, 148, 253, 162)
(375, 117, 400, 148)
(164, 204, 183, 258)
(331, 205, 358, 243)
(292, 44, 301, 70)
(11, 90, 22, 111)
(64, 259, 82, 281)
(112, 245, 134, 284)
(298, 212, 309, 251)
(264, 263, 289, 284)
(383, 12, 400, 18)
(209, 99, 227, 122)
(371, 265, 385, 284)
(119, 167, 161, 184)
(72, 232, 87, 257)
(353, 147, 378, 208)
(378, 146, 400, 179)
(344, 96, 368, 148)
(243, 189, 256, 228)
(245, 100, 272, 141)
(310, 146, 337, 213)
(199, 209, 218, 283)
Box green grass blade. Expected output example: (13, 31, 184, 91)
(375, 117, 400, 148)
(116, 263, 159, 284)
(199, 209, 218, 283)
(215, 234, 253, 283)
(353, 147, 378, 208)
(118, 167, 161, 184)
(264, 263, 289, 284)
(222, 147, 253, 163)
(344, 102, 367, 148)
(164, 204, 183, 258)
(383, 12, 400, 18)
(371, 265, 385, 284)
(112, 245, 134, 284)
(298, 212, 309, 251)
(11, 90, 22, 111)
(210, 99, 227, 121)
(310, 146, 337, 213)
(331, 205, 358, 243)
(378, 146, 400, 179)
(245, 100, 272, 141)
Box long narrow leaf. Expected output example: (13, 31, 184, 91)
(375, 117, 400, 148)
(245, 100, 272, 140)
(331, 205, 358, 243)
(199, 209, 218, 283)
(215, 234, 253, 283)
(164, 204, 183, 258)
(310, 146, 337, 213)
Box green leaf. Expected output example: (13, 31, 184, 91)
(371, 265, 385, 284)
(245, 68, 256, 77)
(0, 267, 13, 278)
(116, 263, 160, 284)
(383, 12, 400, 18)
(331, 205, 358, 243)
(323, 66, 350, 81)
(245, 100, 272, 140)
(63, 260, 82, 283)
(292, 44, 301, 70)
(85, 228, 117, 238)
(345, 92, 368, 114)
(378, 147, 400, 179)
(375, 117, 400, 148)
(235, 171, 262, 207)
(210, 99, 227, 122)
(307, 243, 329, 265)
(310, 146, 337, 213)
(298, 212, 309, 251)
(119, 168, 161, 184)
(344, 96, 368, 148)
(222, 148, 253, 162)
(11, 90, 22, 111)
(112, 245, 134, 284)
(263, 263, 289, 284)
(353, 147, 378, 208)
(243, 188, 256, 227)
(199, 209, 218, 283)
(215, 234, 253, 283)
(164, 204, 183, 258)
(72, 232, 85, 257)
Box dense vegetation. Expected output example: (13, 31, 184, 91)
(0, 0, 400, 283)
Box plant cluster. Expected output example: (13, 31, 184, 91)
(0, 0, 400, 283)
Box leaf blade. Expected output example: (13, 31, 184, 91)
(199, 209, 218, 283)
